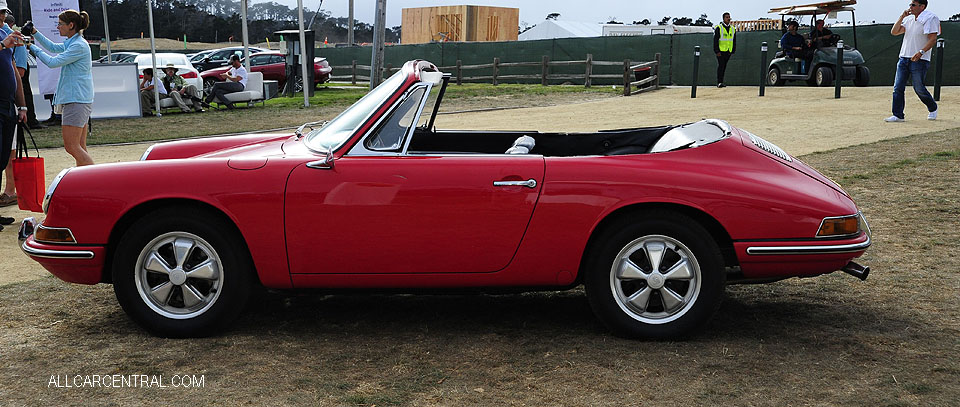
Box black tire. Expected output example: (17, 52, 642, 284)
(112, 207, 254, 338)
(854, 66, 870, 87)
(202, 78, 217, 97)
(584, 211, 725, 339)
(815, 66, 834, 87)
(768, 67, 785, 86)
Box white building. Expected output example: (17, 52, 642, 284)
(519, 20, 603, 40)
(602, 24, 715, 36)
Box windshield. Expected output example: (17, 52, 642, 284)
(305, 72, 408, 152)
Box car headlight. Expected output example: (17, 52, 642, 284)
(43, 168, 71, 214)
(817, 214, 860, 238)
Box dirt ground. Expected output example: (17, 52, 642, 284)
(1, 86, 955, 286)
(0, 128, 957, 406)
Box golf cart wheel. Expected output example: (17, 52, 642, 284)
(854, 66, 870, 87)
(768, 67, 785, 86)
(816, 66, 833, 87)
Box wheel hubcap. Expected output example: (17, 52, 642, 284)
(134, 232, 224, 319)
(609, 235, 702, 324)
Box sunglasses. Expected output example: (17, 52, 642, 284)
(909, 3, 920, 7)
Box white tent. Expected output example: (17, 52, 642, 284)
(519, 21, 603, 41)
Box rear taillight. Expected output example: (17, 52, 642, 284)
(180, 71, 198, 78)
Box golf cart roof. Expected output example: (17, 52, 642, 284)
(769, 0, 856, 16)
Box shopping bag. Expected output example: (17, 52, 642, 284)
(12, 124, 44, 212)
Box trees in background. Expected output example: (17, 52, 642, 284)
(17, 0, 399, 45)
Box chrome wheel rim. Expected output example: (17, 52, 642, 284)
(609, 235, 702, 324)
(769, 69, 778, 84)
(816, 70, 824, 85)
(134, 232, 224, 319)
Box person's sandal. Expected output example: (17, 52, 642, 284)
(0, 193, 17, 207)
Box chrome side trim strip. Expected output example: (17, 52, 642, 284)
(21, 241, 95, 259)
(746, 236, 871, 255)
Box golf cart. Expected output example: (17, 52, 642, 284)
(767, 0, 870, 87)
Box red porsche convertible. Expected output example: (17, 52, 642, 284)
(19, 60, 871, 338)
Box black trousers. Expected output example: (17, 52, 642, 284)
(716, 51, 732, 84)
(205, 81, 244, 106)
(21, 66, 37, 125)
(0, 114, 15, 172)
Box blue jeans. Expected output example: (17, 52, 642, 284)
(892, 57, 937, 119)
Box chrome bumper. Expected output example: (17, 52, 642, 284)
(18, 218, 95, 260)
(746, 236, 871, 255)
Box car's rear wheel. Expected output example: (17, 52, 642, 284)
(584, 212, 725, 339)
(815, 66, 834, 87)
(202, 78, 217, 96)
(854, 66, 870, 87)
(112, 207, 253, 338)
(768, 67, 785, 86)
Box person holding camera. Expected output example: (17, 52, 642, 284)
(0, 2, 29, 229)
(19, 10, 94, 166)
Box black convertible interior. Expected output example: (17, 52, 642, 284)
(407, 126, 676, 157)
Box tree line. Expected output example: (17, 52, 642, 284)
(14, 0, 400, 45)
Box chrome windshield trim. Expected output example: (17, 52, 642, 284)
(21, 241, 95, 259)
(746, 236, 871, 255)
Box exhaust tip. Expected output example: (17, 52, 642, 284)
(841, 261, 870, 281)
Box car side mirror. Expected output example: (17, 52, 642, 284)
(306, 150, 335, 170)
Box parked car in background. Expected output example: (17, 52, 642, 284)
(188, 50, 214, 64)
(95, 52, 139, 64)
(191, 46, 267, 72)
(199, 51, 331, 94)
(133, 53, 202, 91)
(20, 60, 871, 339)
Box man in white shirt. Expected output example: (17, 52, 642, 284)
(139, 67, 168, 117)
(202, 54, 246, 109)
(885, 0, 940, 122)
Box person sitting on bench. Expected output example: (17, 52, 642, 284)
(202, 54, 246, 109)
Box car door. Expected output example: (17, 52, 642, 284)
(284, 86, 545, 275)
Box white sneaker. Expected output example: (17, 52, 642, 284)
(884, 116, 905, 122)
(928, 110, 938, 120)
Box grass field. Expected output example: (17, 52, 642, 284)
(1, 127, 957, 406)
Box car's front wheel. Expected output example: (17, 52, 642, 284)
(112, 207, 253, 337)
(585, 212, 725, 339)
(768, 67, 784, 86)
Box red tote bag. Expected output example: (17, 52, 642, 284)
(13, 124, 44, 212)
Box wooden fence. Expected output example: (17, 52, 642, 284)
(330, 53, 661, 96)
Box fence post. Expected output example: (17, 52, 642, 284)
(456, 59, 462, 85)
(541, 56, 549, 86)
(759, 42, 767, 97)
(654, 53, 661, 89)
(835, 40, 843, 99)
(934, 38, 944, 101)
(493, 57, 499, 86)
(385, 63, 392, 80)
(623, 59, 631, 96)
(351, 60, 357, 85)
(585, 54, 593, 87)
(691, 46, 700, 99)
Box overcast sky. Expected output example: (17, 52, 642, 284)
(274, 0, 956, 27)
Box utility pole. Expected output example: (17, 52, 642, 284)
(347, 0, 354, 45)
(241, 0, 250, 72)
(370, 0, 386, 88)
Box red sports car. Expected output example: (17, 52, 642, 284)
(199, 51, 331, 94)
(20, 60, 871, 339)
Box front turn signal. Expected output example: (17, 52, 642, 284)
(817, 215, 860, 237)
(35, 226, 77, 244)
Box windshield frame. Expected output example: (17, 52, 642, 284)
(303, 70, 413, 154)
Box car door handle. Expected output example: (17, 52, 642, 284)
(493, 179, 537, 188)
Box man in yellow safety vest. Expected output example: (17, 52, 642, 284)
(713, 12, 736, 88)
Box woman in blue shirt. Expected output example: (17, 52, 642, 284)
(22, 10, 94, 166)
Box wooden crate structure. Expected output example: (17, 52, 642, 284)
(401, 5, 519, 44)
